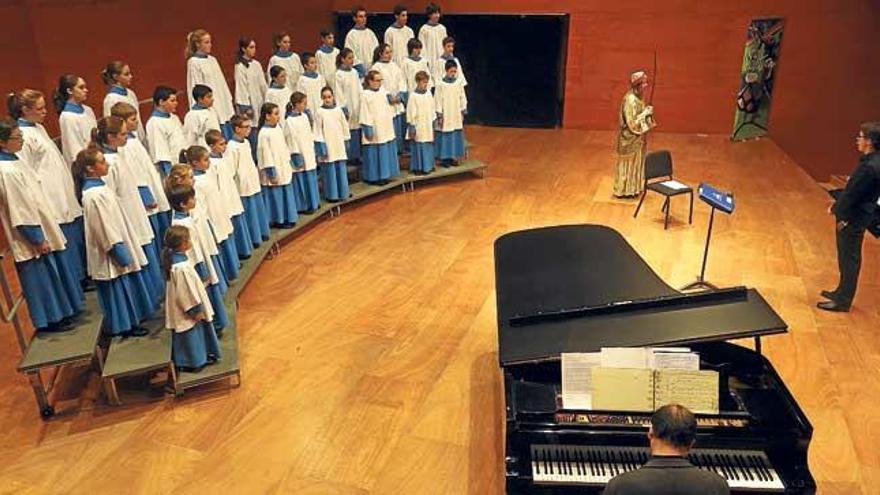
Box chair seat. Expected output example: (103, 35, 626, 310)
(647, 181, 693, 196)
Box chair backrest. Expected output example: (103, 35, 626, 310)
(644, 150, 673, 181)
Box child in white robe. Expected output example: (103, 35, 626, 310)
(314, 87, 351, 201)
(266, 31, 303, 92)
(228, 114, 270, 246)
(418, 3, 448, 74)
(180, 145, 239, 280)
(406, 71, 437, 174)
(10, 89, 86, 284)
(316, 30, 340, 94)
(265, 66, 293, 109)
(183, 84, 222, 148)
(434, 61, 468, 167)
(55, 74, 97, 166)
(162, 225, 220, 371)
(371, 43, 407, 154)
(94, 116, 164, 303)
(233, 36, 268, 121)
(101, 61, 145, 141)
(73, 147, 154, 336)
(433, 36, 468, 87)
(257, 103, 298, 226)
(146, 86, 187, 176)
(186, 29, 235, 135)
(402, 38, 433, 94)
(334, 48, 364, 162)
(111, 102, 172, 251)
(0, 118, 84, 331)
(384, 5, 415, 66)
(167, 180, 229, 333)
(344, 6, 379, 77)
(296, 52, 327, 119)
(205, 130, 251, 259)
(359, 70, 400, 184)
(284, 93, 321, 212)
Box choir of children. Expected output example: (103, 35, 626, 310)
(2, 3, 469, 373)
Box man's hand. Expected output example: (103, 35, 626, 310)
(36, 241, 50, 255)
(837, 220, 848, 232)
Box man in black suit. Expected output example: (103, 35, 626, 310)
(604, 404, 729, 495)
(818, 122, 880, 312)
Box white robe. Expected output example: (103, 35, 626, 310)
(435, 78, 468, 132)
(187, 54, 235, 122)
(226, 138, 262, 197)
(359, 88, 396, 145)
(146, 112, 187, 165)
(418, 23, 448, 73)
(19, 122, 82, 224)
(194, 169, 233, 242)
(344, 27, 379, 70)
(264, 86, 293, 111)
(59, 103, 97, 165)
(334, 68, 363, 130)
(0, 157, 67, 262)
(296, 73, 327, 118)
(433, 55, 468, 87)
(166, 258, 214, 333)
(124, 135, 171, 214)
(209, 154, 245, 217)
(266, 52, 304, 92)
(182, 106, 222, 148)
(284, 113, 318, 172)
(384, 24, 415, 66)
(257, 125, 293, 186)
(171, 213, 220, 286)
(314, 106, 350, 163)
(316, 47, 340, 93)
(81, 182, 147, 280)
(371, 61, 407, 115)
(103, 148, 154, 245)
(401, 56, 433, 93)
(234, 59, 268, 115)
(103, 87, 145, 140)
(406, 91, 436, 143)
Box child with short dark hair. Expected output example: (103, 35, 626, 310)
(257, 103, 298, 226)
(146, 85, 186, 176)
(334, 48, 363, 162)
(228, 114, 271, 246)
(344, 5, 378, 76)
(406, 71, 436, 174)
(402, 38, 432, 95)
(384, 5, 414, 66)
(183, 84, 222, 148)
(359, 70, 400, 183)
(434, 60, 468, 167)
(205, 130, 251, 259)
(314, 87, 351, 201)
(418, 2, 447, 75)
(316, 29, 340, 93)
(433, 36, 467, 87)
(296, 52, 327, 119)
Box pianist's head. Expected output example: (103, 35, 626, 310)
(648, 404, 697, 456)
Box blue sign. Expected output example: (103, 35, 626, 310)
(698, 183, 735, 214)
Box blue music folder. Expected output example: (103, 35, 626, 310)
(698, 183, 735, 214)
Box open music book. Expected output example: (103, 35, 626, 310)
(562, 347, 719, 413)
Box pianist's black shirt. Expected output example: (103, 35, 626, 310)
(603, 455, 729, 495)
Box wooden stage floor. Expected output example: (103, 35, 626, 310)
(0, 126, 876, 493)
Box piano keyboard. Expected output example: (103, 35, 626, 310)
(530, 444, 785, 492)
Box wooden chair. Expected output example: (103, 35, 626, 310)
(633, 150, 694, 230)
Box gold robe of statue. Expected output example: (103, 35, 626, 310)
(613, 89, 653, 197)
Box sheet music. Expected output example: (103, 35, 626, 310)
(649, 348, 700, 370)
(654, 369, 719, 414)
(600, 347, 650, 369)
(591, 368, 655, 412)
(561, 352, 601, 410)
(661, 179, 690, 191)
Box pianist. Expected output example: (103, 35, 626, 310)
(603, 404, 729, 495)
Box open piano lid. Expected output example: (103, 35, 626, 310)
(494, 225, 788, 366)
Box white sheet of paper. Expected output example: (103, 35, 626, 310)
(661, 179, 690, 191)
(601, 347, 650, 369)
(650, 349, 700, 370)
(561, 352, 601, 410)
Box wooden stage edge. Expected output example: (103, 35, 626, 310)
(0, 127, 876, 494)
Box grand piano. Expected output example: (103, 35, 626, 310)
(495, 225, 815, 494)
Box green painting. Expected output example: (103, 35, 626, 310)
(732, 18, 785, 141)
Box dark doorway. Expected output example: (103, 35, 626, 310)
(333, 12, 569, 128)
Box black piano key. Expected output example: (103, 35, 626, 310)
(756, 455, 773, 481)
(748, 454, 766, 481)
(549, 447, 557, 475)
(734, 453, 752, 481)
(533, 448, 540, 475)
(575, 448, 584, 477)
(715, 453, 731, 480)
(721, 453, 739, 481)
(561, 447, 571, 476)
(598, 449, 606, 477)
(543, 447, 550, 476)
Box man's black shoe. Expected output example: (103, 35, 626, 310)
(817, 300, 850, 312)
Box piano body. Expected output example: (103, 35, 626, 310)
(494, 225, 815, 494)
